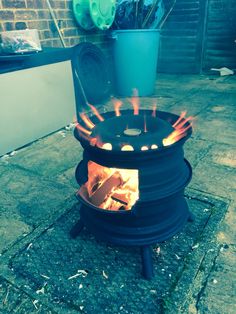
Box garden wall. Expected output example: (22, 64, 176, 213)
(0, 0, 107, 48)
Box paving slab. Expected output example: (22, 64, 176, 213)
(194, 93, 236, 146)
(0, 191, 226, 314)
(8, 131, 81, 180)
(196, 244, 236, 314)
(168, 90, 230, 117)
(154, 74, 212, 98)
(190, 143, 236, 199)
(0, 164, 76, 254)
(0, 277, 46, 314)
(184, 138, 213, 169)
(205, 75, 236, 93)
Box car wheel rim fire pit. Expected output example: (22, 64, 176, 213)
(71, 99, 194, 279)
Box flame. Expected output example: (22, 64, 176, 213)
(88, 104, 104, 121)
(76, 123, 91, 136)
(75, 97, 193, 150)
(90, 137, 98, 146)
(172, 111, 187, 128)
(152, 104, 157, 117)
(121, 145, 134, 151)
(79, 161, 139, 211)
(113, 99, 123, 117)
(163, 112, 193, 146)
(75, 128, 98, 147)
(79, 113, 95, 129)
(128, 89, 139, 115)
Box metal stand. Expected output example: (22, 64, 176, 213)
(70, 220, 84, 239)
(141, 246, 154, 280)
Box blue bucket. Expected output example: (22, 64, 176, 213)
(111, 29, 160, 97)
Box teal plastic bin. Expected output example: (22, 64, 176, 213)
(111, 29, 160, 97)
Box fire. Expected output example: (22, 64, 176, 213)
(113, 98, 122, 116)
(152, 104, 157, 117)
(75, 97, 193, 151)
(129, 89, 139, 115)
(79, 112, 95, 129)
(75, 123, 91, 136)
(88, 104, 104, 121)
(163, 112, 194, 146)
(78, 161, 139, 211)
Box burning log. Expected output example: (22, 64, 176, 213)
(111, 192, 129, 206)
(89, 172, 123, 207)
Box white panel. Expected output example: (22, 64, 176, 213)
(0, 61, 76, 156)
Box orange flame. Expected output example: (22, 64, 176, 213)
(152, 104, 157, 117)
(128, 89, 139, 115)
(80, 113, 95, 129)
(75, 128, 98, 147)
(75, 123, 91, 136)
(89, 104, 104, 122)
(172, 111, 187, 128)
(163, 112, 194, 146)
(112, 99, 123, 117)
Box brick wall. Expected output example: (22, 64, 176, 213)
(0, 0, 107, 48)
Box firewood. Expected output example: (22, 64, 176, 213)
(111, 192, 129, 205)
(89, 172, 123, 207)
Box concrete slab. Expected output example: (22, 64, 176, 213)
(7, 192, 227, 314)
(194, 93, 236, 146)
(0, 165, 75, 254)
(0, 277, 45, 314)
(184, 138, 213, 169)
(196, 244, 236, 314)
(190, 144, 236, 199)
(8, 131, 81, 179)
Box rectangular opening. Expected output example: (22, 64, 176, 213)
(78, 161, 139, 211)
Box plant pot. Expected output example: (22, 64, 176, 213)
(110, 29, 160, 97)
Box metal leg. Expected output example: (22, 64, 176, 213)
(141, 246, 154, 280)
(70, 219, 84, 238)
(188, 211, 195, 222)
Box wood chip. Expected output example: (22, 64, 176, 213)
(102, 270, 108, 279)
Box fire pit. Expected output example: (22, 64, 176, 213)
(71, 98, 194, 279)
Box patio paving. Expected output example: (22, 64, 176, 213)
(0, 74, 235, 313)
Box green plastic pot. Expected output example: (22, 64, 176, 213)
(73, 0, 116, 31)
